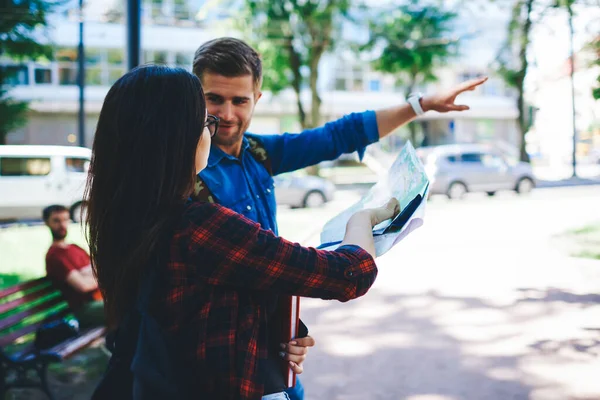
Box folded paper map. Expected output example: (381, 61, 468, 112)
(319, 142, 429, 257)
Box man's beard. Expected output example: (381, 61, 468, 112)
(51, 229, 67, 240)
(212, 121, 249, 148)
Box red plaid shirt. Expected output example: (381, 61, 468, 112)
(150, 202, 377, 399)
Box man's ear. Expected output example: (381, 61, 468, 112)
(255, 91, 262, 103)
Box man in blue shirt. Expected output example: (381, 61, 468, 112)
(192, 37, 486, 400)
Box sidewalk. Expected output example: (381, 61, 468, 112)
(297, 186, 600, 400)
(537, 176, 600, 189)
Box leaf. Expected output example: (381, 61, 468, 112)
(364, 4, 458, 85)
(240, 0, 353, 127)
(1, 0, 63, 143)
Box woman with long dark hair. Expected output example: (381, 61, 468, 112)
(86, 65, 398, 400)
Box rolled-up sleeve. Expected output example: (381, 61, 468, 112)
(180, 203, 377, 302)
(255, 110, 379, 175)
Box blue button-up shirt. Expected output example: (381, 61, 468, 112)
(199, 111, 379, 235)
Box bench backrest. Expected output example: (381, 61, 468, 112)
(0, 277, 71, 348)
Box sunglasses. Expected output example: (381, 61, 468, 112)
(204, 114, 219, 137)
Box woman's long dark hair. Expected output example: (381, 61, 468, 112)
(85, 65, 206, 327)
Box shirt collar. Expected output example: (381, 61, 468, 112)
(207, 135, 251, 168)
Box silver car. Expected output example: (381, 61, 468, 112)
(274, 172, 336, 208)
(418, 144, 536, 199)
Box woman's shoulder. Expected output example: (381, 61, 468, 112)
(174, 201, 261, 246)
(183, 201, 234, 218)
(181, 201, 251, 229)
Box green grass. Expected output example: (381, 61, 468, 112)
(563, 223, 600, 261)
(0, 223, 89, 288)
(0, 225, 106, 398)
(567, 225, 600, 235)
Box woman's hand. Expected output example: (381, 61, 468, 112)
(341, 197, 401, 258)
(279, 336, 316, 374)
(368, 197, 400, 226)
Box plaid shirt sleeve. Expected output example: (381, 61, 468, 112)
(181, 203, 377, 302)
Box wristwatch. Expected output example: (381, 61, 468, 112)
(407, 92, 425, 116)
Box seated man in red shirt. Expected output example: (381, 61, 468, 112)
(43, 205, 104, 329)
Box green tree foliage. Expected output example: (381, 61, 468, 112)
(363, 0, 458, 145)
(496, 0, 596, 162)
(0, 0, 59, 144)
(589, 36, 600, 100)
(243, 0, 352, 129)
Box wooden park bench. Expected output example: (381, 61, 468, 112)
(0, 277, 106, 400)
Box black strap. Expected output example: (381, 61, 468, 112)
(192, 136, 272, 202)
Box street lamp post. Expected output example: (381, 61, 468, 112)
(77, 0, 85, 147)
(127, 0, 141, 70)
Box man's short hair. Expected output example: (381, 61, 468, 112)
(193, 37, 262, 88)
(43, 205, 69, 221)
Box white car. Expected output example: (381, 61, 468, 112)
(274, 172, 335, 208)
(0, 145, 91, 221)
(417, 144, 536, 199)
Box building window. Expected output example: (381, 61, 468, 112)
(154, 51, 168, 64)
(173, 0, 192, 21)
(107, 49, 125, 84)
(57, 47, 78, 86)
(34, 68, 52, 84)
(369, 79, 381, 92)
(175, 52, 191, 68)
(85, 49, 103, 66)
(0, 157, 52, 176)
(107, 68, 124, 84)
(2, 65, 29, 85)
(86, 67, 103, 85)
(334, 77, 346, 91)
(107, 49, 124, 65)
(59, 67, 78, 85)
(144, 50, 168, 64)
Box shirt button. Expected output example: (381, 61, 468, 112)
(344, 269, 355, 279)
(246, 205, 252, 211)
(267, 188, 271, 193)
(256, 195, 260, 199)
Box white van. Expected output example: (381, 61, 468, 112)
(0, 145, 91, 222)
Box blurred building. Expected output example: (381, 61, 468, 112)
(3, 0, 519, 150)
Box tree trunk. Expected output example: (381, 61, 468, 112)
(284, 37, 307, 129)
(516, 0, 534, 163)
(306, 22, 330, 129)
(304, 51, 324, 176)
(303, 19, 331, 176)
(405, 80, 418, 146)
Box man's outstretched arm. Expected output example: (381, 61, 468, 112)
(261, 77, 488, 175)
(375, 77, 488, 139)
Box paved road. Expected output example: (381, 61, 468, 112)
(278, 186, 600, 400)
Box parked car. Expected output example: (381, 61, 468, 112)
(0, 145, 91, 221)
(417, 144, 536, 199)
(273, 172, 335, 208)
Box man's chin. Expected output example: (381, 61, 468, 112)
(213, 131, 244, 148)
(51, 232, 67, 240)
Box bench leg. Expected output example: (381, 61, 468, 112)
(36, 364, 55, 400)
(0, 363, 6, 400)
